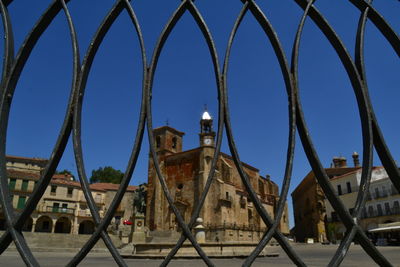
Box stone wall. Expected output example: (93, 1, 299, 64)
(0, 231, 123, 251)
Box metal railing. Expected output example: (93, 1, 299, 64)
(0, 0, 398, 266)
(367, 190, 399, 200)
(78, 209, 92, 217)
(41, 206, 75, 215)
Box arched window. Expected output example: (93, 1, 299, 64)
(172, 137, 177, 149)
(156, 136, 161, 148)
(259, 180, 265, 196)
(268, 183, 273, 194)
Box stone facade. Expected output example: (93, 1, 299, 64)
(146, 112, 289, 242)
(292, 154, 360, 243)
(0, 155, 137, 236)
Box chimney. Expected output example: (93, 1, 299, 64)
(332, 156, 347, 168)
(352, 151, 360, 167)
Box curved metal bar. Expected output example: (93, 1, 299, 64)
(354, 0, 371, 84)
(0, 0, 18, 259)
(348, 0, 400, 57)
(291, 0, 367, 236)
(291, 2, 374, 266)
(353, 0, 372, 217)
(0, 0, 81, 253)
(220, 1, 301, 266)
(145, 1, 214, 266)
(349, 0, 400, 193)
(161, 1, 224, 265)
(1, 0, 12, 7)
(13, 0, 80, 232)
(69, 2, 128, 265)
(0, 0, 14, 83)
(221, 1, 304, 266)
(328, 227, 358, 267)
(292, 0, 391, 265)
(68, 0, 146, 266)
(326, 3, 374, 266)
(0, 1, 77, 265)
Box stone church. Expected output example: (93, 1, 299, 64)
(146, 111, 289, 242)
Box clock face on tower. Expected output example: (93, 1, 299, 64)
(204, 138, 212, 145)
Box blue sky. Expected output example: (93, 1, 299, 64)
(3, 0, 399, 228)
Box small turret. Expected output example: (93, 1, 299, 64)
(352, 151, 360, 167)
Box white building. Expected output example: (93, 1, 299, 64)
(325, 166, 400, 244)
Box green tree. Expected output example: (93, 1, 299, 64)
(55, 169, 75, 180)
(327, 222, 338, 243)
(90, 166, 124, 184)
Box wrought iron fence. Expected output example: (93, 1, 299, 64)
(0, 0, 399, 266)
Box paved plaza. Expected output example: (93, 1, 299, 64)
(1, 244, 399, 266)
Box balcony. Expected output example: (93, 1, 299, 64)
(218, 195, 233, 207)
(361, 208, 400, 219)
(369, 191, 390, 200)
(41, 206, 75, 214)
(11, 187, 33, 194)
(78, 209, 92, 217)
(78, 197, 104, 205)
(94, 198, 104, 204)
(263, 195, 275, 206)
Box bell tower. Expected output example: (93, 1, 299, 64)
(153, 126, 185, 156)
(199, 109, 215, 147)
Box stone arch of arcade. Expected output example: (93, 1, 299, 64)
(55, 217, 72, 234)
(78, 220, 95, 234)
(22, 217, 33, 232)
(35, 216, 52, 233)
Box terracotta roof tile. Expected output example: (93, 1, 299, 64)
(220, 152, 259, 172)
(330, 166, 383, 181)
(7, 168, 138, 192)
(52, 174, 74, 179)
(89, 183, 137, 192)
(51, 178, 81, 187)
(6, 155, 48, 164)
(153, 126, 185, 136)
(7, 169, 40, 179)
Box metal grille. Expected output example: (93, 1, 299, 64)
(0, 0, 398, 266)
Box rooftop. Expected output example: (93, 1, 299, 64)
(89, 182, 137, 192)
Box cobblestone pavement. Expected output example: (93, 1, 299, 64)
(1, 244, 399, 266)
